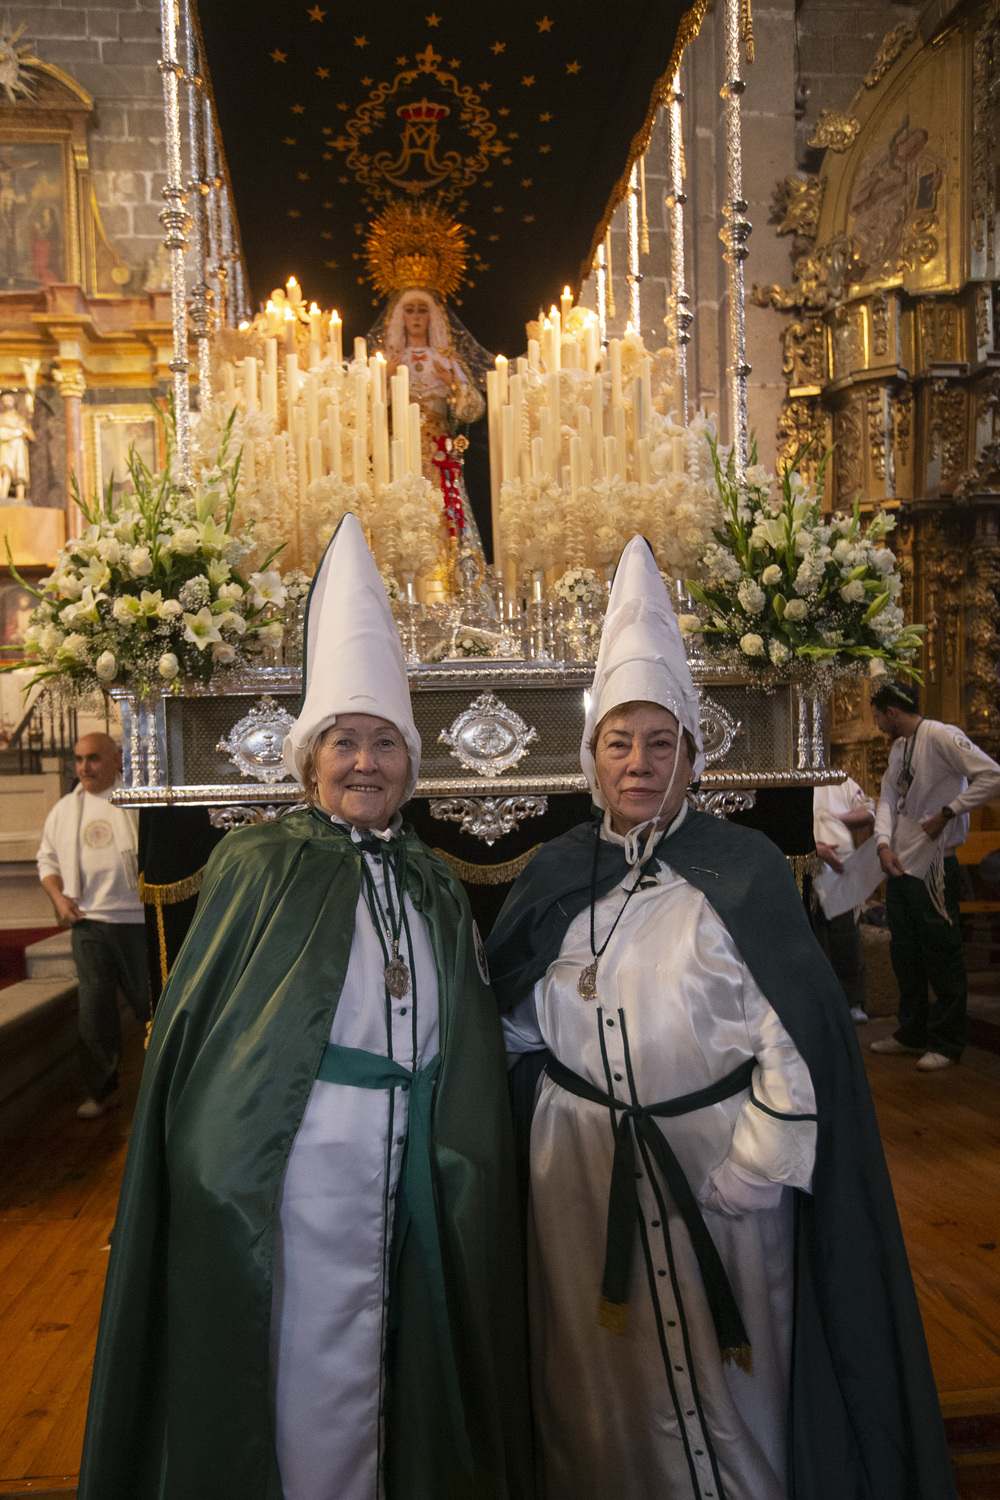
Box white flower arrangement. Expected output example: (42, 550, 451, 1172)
(553, 568, 606, 608)
(425, 632, 494, 661)
(683, 437, 924, 681)
(4, 413, 286, 698)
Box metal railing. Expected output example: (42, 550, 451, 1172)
(1, 692, 78, 778)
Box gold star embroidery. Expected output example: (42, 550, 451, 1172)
(288, 209, 300, 217)
(502, 157, 512, 165)
(483, 180, 493, 187)
(426, 12, 441, 25)
(298, 170, 309, 179)
(479, 81, 491, 90)
(307, 4, 325, 19)
(540, 111, 552, 121)
(521, 177, 532, 186)
(322, 125, 333, 134)
(322, 151, 333, 160)
(488, 233, 499, 241)
(449, 57, 461, 68)
(539, 144, 551, 152)
(270, 48, 287, 63)
(397, 56, 408, 65)
(523, 213, 535, 221)
(325, 259, 338, 268)
(291, 103, 305, 113)
(508, 131, 519, 139)
(283, 136, 297, 145)
(354, 35, 368, 47)
(321, 231, 332, 239)
(498, 106, 510, 115)
(522, 74, 535, 86)
(491, 41, 505, 55)
(338, 176, 348, 183)
(322, 201, 333, 208)
(493, 204, 503, 212)
(361, 75, 373, 85)
(537, 16, 553, 31)
(566, 60, 581, 73)
(337, 102, 348, 111)
(316, 66, 329, 78)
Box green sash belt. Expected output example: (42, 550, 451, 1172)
(316, 1042, 473, 1473)
(546, 1052, 756, 1372)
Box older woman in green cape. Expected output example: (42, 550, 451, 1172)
(78, 515, 532, 1500)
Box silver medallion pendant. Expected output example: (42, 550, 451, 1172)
(385, 956, 411, 998)
(577, 961, 599, 1001)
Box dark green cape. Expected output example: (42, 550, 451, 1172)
(79, 810, 533, 1500)
(486, 810, 956, 1500)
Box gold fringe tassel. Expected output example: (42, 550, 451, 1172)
(786, 852, 821, 896)
(139, 867, 207, 987)
(722, 1342, 754, 1375)
(432, 845, 543, 886)
(605, 230, 616, 318)
(741, 0, 755, 63)
(598, 1297, 629, 1335)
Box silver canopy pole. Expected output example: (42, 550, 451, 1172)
(182, 0, 213, 409)
(719, 0, 751, 477)
(158, 0, 192, 483)
(666, 77, 691, 424)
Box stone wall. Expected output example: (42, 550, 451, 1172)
(16, 0, 166, 288)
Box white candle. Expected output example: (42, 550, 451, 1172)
(539, 406, 554, 481)
(372, 401, 389, 493)
(307, 373, 320, 443)
(286, 276, 302, 307)
(527, 339, 541, 372)
(352, 365, 368, 447)
(637, 435, 651, 485)
(641, 355, 652, 421)
(577, 403, 592, 485)
(408, 403, 422, 478)
(263, 339, 278, 420)
(673, 435, 686, 473)
(296, 421, 308, 505)
(286, 354, 300, 435)
(221, 361, 235, 402)
(242, 438, 254, 486)
(284, 308, 296, 353)
(352, 433, 366, 486)
(328, 400, 343, 478)
(590, 374, 604, 477)
(632, 376, 644, 439)
(308, 302, 322, 343)
(531, 434, 545, 482)
(309, 435, 324, 486)
(562, 340, 580, 370)
(604, 434, 617, 481)
(569, 434, 581, 500)
(391, 435, 405, 483)
(354, 336, 367, 363)
(329, 311, 343, 365)
(546, 368, 560, 423)
(308, 341, 321, 369)
(584, 321, 598, 375)
(242, 357, 257, 411)
(613, 406, 628, 478)
(501, 405, 516, 485)
(486, 369, 501, 520)
(495, 353, 509, 406)
(609, 339, 623, 408)
(516, 356, 528, 377)
(509, 373, 524, 469)
(275, 432, 288, 489)
(561, 286, 573, 323)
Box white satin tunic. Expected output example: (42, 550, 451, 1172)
(269, 833, 439, 1500)
(503, 820, 817, 1500)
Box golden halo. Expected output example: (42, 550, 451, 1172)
(365, 202, 468, 302)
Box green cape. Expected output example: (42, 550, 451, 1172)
(487, 810, 956, 1500)
(79, 809, 533, 1500)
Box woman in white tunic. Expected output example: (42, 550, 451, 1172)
(489, 537, 957, 1500)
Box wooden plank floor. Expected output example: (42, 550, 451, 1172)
(0, 1019, 998, 1492)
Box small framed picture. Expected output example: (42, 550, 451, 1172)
(0, 575, 37, 662)
(86, 408, 162, 505)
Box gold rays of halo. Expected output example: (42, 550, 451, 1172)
(364, 201, 469, 302)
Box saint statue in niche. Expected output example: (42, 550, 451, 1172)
(0, 389, 34, 502)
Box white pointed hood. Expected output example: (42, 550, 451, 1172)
(581, 535, 704, 808)
(283, 513, 421, 800)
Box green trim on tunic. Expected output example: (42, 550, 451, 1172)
(78, 810, 533, 1500)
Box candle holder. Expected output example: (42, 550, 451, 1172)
(400, 572, 423, 666)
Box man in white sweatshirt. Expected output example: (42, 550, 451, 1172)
(37, 733, 150, 1117)
(870, 681, 1000, 1070)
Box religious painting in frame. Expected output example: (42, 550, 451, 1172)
(0, 140, 66, 290)
(85, 407, 163, 508)
(0, 574, 37, 662)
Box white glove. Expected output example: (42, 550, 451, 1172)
(698, 1157, 785, 1218)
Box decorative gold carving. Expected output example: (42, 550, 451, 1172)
(868, 391, 887, 482)
(808, 111, 861, 154)
(776, 397, 826, 483)
(930, 381, 967, 481)
(831, 305, 863, 383)
(870, 292, 889, 359)
(923, 519, 966, 684)
(751, 250, 827, 313)
(891, 384, 913, 488)
(770, 174, 824, 239)
(966, 522, 1000, 754)
(830, 679, 865, 731)
(971, 11, 999, 258)
(780, 315, 824, 388)
(975, 283, 992, 353)
(864, 24, 918, 89)
(833, 396, 864, 503)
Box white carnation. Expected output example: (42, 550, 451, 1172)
(739, 632, 765, 657)
(158, 652, 180, 680)
(840, 579, 866, 604)
(784, 598, 808, 621)
(761, 564, 782, 586)
(737, 579, 765, 615)
(95, 650, 117, 682)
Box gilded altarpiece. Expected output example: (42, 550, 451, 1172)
(754, 0, 1000, 790)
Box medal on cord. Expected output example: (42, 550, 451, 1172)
(577, 826, 647, 1000)
(359, 842, 411, 998)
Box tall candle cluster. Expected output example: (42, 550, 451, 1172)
(201, 277, 441, 579)
(489, 295, 700, 585)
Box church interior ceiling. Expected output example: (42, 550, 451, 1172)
(195, 0, 698, 354)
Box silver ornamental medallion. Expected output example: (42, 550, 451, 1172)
(385, 957, 411, 998)
(577, 961, 599, 1001)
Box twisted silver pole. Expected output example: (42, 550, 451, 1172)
(626, 162, 641, 332)
(159, 0, 192, 484)
(666, 77, 691, 423)
(720, 0, 751, 478)
(182, 0, 213, 408)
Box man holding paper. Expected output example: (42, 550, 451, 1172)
(813, 780, 876, 1022)
(869, 680, 1000, 1070)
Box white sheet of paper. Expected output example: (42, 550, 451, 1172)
(812, 837, 884, 920)
(893, 813, 944, 878)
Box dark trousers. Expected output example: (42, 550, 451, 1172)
(71, 920, 151, 1101)
(812, 907, 867, 1014)
(885, 856, 967, 1060)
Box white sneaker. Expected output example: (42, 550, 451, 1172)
(916, 1052, 954, 1071)
(851, 1008, 869, 1024)
(76, 1091, 120, 1119)
(869, 1036, 922, 1054)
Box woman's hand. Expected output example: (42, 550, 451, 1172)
(431, 355, 454, 384)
